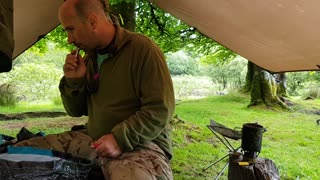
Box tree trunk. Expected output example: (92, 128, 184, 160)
(242, 61, 254, 93)
(228, 154, 280, 180)
(275, 73, 287, 97)
(110, 1, 136, 31)
(246, 63, 288, 109)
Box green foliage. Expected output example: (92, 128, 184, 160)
(302, 86, 320, 99)
(172, 75, 217, 100)
(312, 71, 320, 82)
(0, 83, 17, 106)
(28, 25, 72, 55)
(204, 56, 247, 91)
(1, 49, 65, 103)
(284, 71, 320, 99)
(28, 38, 48, 54)
(201, 47, 237, 64)
(286, 72, 307, 95)
(8, 62, 62, 102)
(135, 0, 187, 53)
(45, 25, 73, 51)
(166, 51, 199, 75)
(52, 95, 63, 106)
(109, 0, 134, 5)
(135, 0, 236, 57)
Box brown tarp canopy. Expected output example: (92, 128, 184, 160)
(13, 0, 63, 58)
(8, 0, 320, 73)
(149, 0, 320, 73)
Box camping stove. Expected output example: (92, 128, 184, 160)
(241, 123, 265, 160)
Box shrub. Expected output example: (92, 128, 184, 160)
(10, 63, 62, 102)
(166, 51, 199, 76)
(172, 75, 217, 99)
(303, 87, 320, 99)
(205, 56, 247, 91)
(52, 95, 63, 106)
(286, 72, 308, 96)
(0, 83, 17, 106)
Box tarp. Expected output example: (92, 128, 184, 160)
(13, 0, 64, 58)
(149, 0, 320, 73)
(9, 0, 320, 73)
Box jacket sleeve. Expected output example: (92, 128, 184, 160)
(111, 36, 175, 152)
(59, 77, 88, 117)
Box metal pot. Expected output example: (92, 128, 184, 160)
(241, 123, 266, 159)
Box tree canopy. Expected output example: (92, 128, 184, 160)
(30, 0, 235, 62)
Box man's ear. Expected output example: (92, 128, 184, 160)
(88, 14, 98, 30)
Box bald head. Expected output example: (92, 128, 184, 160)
(58, 0, 116, 51)
(59, 0, 108, 22)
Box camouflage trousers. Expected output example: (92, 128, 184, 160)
(14, 130, 173, 180)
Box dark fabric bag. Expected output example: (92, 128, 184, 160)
(0, 146, 95, 180)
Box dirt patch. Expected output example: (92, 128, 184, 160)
(298, 109, 320, 116)
(0, 116, 88, 137)
(0, 112, 68, 120)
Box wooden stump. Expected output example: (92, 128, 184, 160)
(228, 154, 280, 180)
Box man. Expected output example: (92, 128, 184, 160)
(0, 0, 13, 72)
(16, 0, 175, 179)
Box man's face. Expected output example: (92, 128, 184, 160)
(59, 11, 96, 51)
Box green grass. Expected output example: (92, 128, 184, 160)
(172, 94, 320, 180)
(0, 103, 64, 113)
(0, 93, 319, 179)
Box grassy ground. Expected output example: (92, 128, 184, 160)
(0, 93, 319, 179)
(172, 94, 320, 180)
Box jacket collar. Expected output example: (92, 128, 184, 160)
(96, 24, 131, 57)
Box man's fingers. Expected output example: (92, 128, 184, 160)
(93, 135, 122, 158)
(95, 143, 112, 158)
(97, 149, 115, 158)
(66, 54, 78, 64)
(96, 146, 107, 157)
(63, 62, 77, 70)
(64, 54, 80, 72)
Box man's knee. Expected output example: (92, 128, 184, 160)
(100, 145, 173, 180)
(105, 160, 155, 180)
(14, 131, 95, 160)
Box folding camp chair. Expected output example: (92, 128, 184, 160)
(203, 120, 241, 179)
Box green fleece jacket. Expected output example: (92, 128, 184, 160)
(59, 25, 175, 159)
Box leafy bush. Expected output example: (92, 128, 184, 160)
(0, 83, 17, 106)
(286, 72, 308, 96)
(52, 95, 63, 106)
(10, 62, 62, 102)
(0, 49, 66, 104)
(205, 56, 247, 91)
(172, 75, 217, 100)
(166, 51, 199, 75)
(302, 86, 320, 99)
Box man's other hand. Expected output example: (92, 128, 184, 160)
(92, 134, 122, 158)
